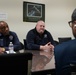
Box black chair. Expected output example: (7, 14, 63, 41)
(54, 40, 59, 46)
(23, 39, 28, 50)
(0, 52, 33, 75)
(58, 37, 72, 44)
(60, 63, 76, 75)
(70, 63, 76, 75)
(20, 42, 24, 49)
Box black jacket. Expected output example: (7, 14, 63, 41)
(26, 28, 54, 50)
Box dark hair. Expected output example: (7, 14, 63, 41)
(71, 8, 76, 22)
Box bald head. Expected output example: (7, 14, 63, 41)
(36, 20, 45, 34)
(0, 21, 9, 35)
(36, 20, 45, 26)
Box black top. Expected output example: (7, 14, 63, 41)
(26, 28, 54, 50)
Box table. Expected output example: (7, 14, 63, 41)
(20, 50, 55, 75)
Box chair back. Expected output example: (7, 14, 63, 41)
(60, 63, 76, 75)
(70, 63, 76, 75)
(0, 52, 33, 75)
(58, 37, 72, 44)
(54, 40, 59, 46)
(20, 42, 24, 49)
(23, 39, 28, 50)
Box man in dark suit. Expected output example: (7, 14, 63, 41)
(54, 8, 76, 75)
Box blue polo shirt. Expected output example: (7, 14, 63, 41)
(54, 39, 76, 75)
(0, 31, 21, 51)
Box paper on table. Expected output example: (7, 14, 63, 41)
(6, 51, 16, 54)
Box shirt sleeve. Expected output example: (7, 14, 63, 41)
(46, 31, 55, 45)
(26, 30, 40, 50)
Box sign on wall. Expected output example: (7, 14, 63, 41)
(0, 13, 7, 20)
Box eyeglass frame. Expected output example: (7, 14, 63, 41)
(68, 21, 76, 28)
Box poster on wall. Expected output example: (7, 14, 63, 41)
(23, 1, 45, 22)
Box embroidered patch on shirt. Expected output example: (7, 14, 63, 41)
(44, 34, 47, 38)
(9, 35, 13, 40)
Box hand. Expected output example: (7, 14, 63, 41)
(45, 42, 54, 50)
(0, 47, 5, 53)
(40, 42, 54, 51)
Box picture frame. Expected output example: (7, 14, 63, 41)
(23, 1, 45, 22)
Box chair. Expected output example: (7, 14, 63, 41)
(54, 40, 59, 46)
(70, 63, 76, 75)
(20, 42, 24, 49)
(23, 39, 28, 50)
(60, 63, 76, 75)
(58, 37, 72, 44)
(0, 52, 33, 75)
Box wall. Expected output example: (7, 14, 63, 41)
(0, 0, 76, 43)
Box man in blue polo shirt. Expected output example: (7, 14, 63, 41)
(0, 21, 22, 53)
(54, 8, 76, 75)
(26, 20, 54, 51)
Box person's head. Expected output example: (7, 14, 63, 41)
(0, 21, 9, 35)
(36, 20, 45, 34)
(68, 9, 76, 38)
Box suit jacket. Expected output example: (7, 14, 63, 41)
(54, 39, 76, 75)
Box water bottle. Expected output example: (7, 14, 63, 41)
(9, 42, 14, 53)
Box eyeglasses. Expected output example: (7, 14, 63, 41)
(68, 21, 76, 28)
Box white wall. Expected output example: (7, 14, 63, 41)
(0, 0, 76, 43)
